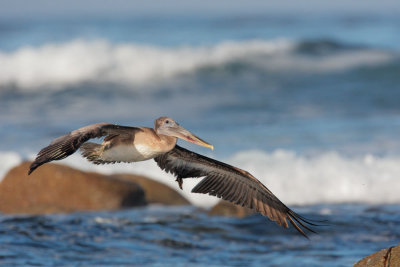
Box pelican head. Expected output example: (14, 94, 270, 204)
(155, 117, 214, 150)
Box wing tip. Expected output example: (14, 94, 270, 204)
(287, 210, 325, 239)
(28, 162, 39, 175)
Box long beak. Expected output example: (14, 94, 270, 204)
(173, 126, 214, 150)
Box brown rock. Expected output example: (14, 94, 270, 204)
(208, 200, 254, 218)
(111, 173, 190, 205)
(0, 161, 146, 214)
(354, 244, 400, 267)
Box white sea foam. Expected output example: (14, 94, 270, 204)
(230, 150, 400, 206)
(0, 151, 22, 181)
(2, 150, 400, 208)
(0, 39, 293, 90)
(0, 39, 392, 90)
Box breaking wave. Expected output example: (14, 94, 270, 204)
(0, 39, 394, 90)
(1, 149, 400, 208)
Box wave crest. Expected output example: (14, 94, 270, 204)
(2, 150, 400, 207)
(231, 150, 400, 206)
(0, 39, 292, 90)
(0, 39, 393, 91)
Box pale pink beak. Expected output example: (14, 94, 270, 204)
(172, 126, 214, 150)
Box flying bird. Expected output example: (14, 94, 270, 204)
(29, 117, 316, 237)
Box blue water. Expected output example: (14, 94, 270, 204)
(1, 11, 400, 266)
(0, 205, 399, 266)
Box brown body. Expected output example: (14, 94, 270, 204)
(86, 127, 177, 164)
(29, 117, 317, 238)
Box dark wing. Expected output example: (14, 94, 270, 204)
(154, 145, 316, 238)
(28, 123, 142, 174)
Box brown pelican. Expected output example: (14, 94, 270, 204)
(29, 117, 316, 237)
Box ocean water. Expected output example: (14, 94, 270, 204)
(1, 12, 400, 266)
(0, 205, 399, 266)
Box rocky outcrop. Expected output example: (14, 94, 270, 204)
(0, 161, 146, 214)
(111, 173, 190, 205)
(354, 244, 400, 267)
(208, 200, 254, 218)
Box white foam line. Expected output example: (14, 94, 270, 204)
(1, 39, 393, 91)
(0, 39, 294, 90)
(0, 151, 22, 181)
(231, 149, 400, 205)
(1, 149, 399, 207)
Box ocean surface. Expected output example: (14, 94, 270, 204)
(1, 12, 400, 266)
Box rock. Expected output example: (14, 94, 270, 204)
(354, 244, 400, 267)
(111, 174, 190, 205)
(0, 162, 146, 214)
(208, 200, 254, 218)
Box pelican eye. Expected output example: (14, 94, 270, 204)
(165, 120, 170, 124)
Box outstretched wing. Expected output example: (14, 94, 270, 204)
(28, 123, 142, 174)
(154, 145, 316, 238)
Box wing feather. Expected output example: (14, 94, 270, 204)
(28, 123, 142, 174)
(154, 145, 316, 238)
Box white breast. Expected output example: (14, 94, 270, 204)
(102, 144, 162, 163)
